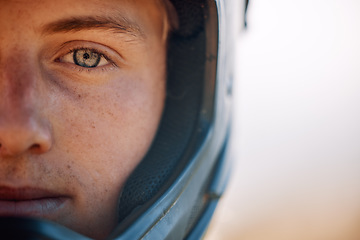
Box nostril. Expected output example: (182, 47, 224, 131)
(30, 143, 41, 150)
(29, 143, 50, 155)
(31, 143, 40, 148)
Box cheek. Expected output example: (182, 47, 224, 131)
(49, 73, 165, 188)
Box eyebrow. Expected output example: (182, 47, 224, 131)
(42, 16, 145, 39)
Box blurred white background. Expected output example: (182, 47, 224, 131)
(206, 0, 360, 239)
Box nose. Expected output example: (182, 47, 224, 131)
(0, 55, 52, 158)
(0, 117, 52, 157)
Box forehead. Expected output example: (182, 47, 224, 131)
(0, 0, 166, 39)
(2, 0, 164, 13)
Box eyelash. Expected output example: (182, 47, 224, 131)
(57, 47, 118, 73)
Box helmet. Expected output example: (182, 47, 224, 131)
(0, 0, 247, 239)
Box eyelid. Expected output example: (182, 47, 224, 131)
(52, 40, 125, 68)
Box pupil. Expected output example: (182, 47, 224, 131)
(83, 53, 90, 59)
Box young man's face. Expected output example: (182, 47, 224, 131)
(0, 0, 169, 239)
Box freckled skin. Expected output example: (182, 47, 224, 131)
(0, 0, 168, 239)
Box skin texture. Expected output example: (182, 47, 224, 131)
(0, 0, 169, 239)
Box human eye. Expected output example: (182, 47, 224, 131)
(58, 48, 111, 68)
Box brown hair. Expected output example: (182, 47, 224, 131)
(160, 0, 179, 35)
